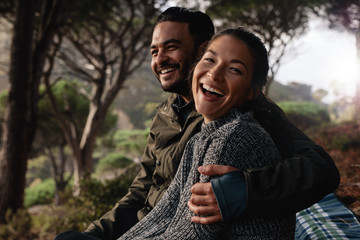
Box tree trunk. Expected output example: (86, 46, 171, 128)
(0, 0, 35, 222)
(72, 104, 105, 196)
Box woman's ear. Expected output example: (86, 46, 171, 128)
(246, 87, 261, 101)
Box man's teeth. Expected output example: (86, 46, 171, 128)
(160, 68, 176, 74)
(202, 84, 224, 96)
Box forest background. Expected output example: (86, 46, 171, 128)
(0, 0, 359, 239)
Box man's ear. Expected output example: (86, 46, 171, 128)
(197, 41, 208, 58)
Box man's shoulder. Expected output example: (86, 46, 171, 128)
(155, 94, 176, 111)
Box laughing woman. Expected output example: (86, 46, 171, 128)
(118, 28, 295, 240)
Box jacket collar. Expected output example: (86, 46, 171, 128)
(158, 94, 201, 122)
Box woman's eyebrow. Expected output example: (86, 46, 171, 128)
(207, 49, 247, 69)
(207, 49, 217, 56)
(231, 59, 247, 69)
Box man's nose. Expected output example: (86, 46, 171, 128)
(156, 49, 168, 66)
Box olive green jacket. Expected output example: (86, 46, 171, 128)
(116, 94, 203, 218)
(85, 94, 339, 239)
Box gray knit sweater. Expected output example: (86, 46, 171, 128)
(119, 109, 295, 240)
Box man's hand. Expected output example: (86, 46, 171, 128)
(188, 165, 240, 224)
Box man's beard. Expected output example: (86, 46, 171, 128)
(159, 59, 192, 97)
(161, 78, 190, 96)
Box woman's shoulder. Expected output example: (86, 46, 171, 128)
(217, 110, 270, 140)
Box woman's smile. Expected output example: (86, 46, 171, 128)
(192, 35, 255, 123)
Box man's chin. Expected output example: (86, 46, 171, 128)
(161, 84, 176, 93)
(161, 81, 190, 96)
(160, 80, 177, 92)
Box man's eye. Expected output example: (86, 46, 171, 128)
(167, 45, 178, 50)
(151, 50, 158, 56)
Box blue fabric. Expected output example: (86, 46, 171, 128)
(211, 171, 247, 222)
(295, 193, 360, 239)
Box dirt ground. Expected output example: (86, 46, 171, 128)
(331, 149, 360, 220)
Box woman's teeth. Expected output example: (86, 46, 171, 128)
(202, 84, 224, 97)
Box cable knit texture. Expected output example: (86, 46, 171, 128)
(118, 109, 295, 240)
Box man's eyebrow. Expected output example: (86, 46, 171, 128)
(150, 38, 181, 49)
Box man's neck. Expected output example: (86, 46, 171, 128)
(180, 93, 192, 103)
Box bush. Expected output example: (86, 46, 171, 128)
(0, 209, 36, 240)
(311, 121, 360, 151)
(95, 152, 133, 174)
(278, 101, 330, 131)
(25, 178, 55, 208)
(47, 169, 137, 235)
(113, 129, 148, 154)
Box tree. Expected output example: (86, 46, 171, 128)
(45, 0, 163, 195)
(205, 0, 323, 95)
(0, 0, 83, 222)
(0, 0, 45, 222)
(34, 80, 117, 204)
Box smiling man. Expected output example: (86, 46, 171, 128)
(150, 21, 195, 101)
(55, 7, 339, 240)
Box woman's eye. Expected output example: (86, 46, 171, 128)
(204, 58, 214, 63)
(229, 67, 243, 75)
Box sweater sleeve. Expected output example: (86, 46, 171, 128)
(192, 120, 282, 239)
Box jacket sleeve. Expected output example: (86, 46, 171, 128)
(212, 114, 340, 218)
(244, 135, 340, 215)
(84, 131, 157, 239)
(244, 95, 340, 215)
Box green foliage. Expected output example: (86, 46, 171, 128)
(24, 178, 55, 208)
(95, 152, 133, 174)
(32, 169, 137, 235)
(100, 108, 118, 135)
(35, 79, 117, 151)
(37, 80, 89, 137)
(113, 129, 149, 154)
(79, 173, 135, 211)
(0, 90, 6, 117)
(278, 101, 330, 130)
(0, 209, 35, 240)
(26, 156, 53, 187)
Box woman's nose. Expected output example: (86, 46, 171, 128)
(207, 66, 223, 82)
